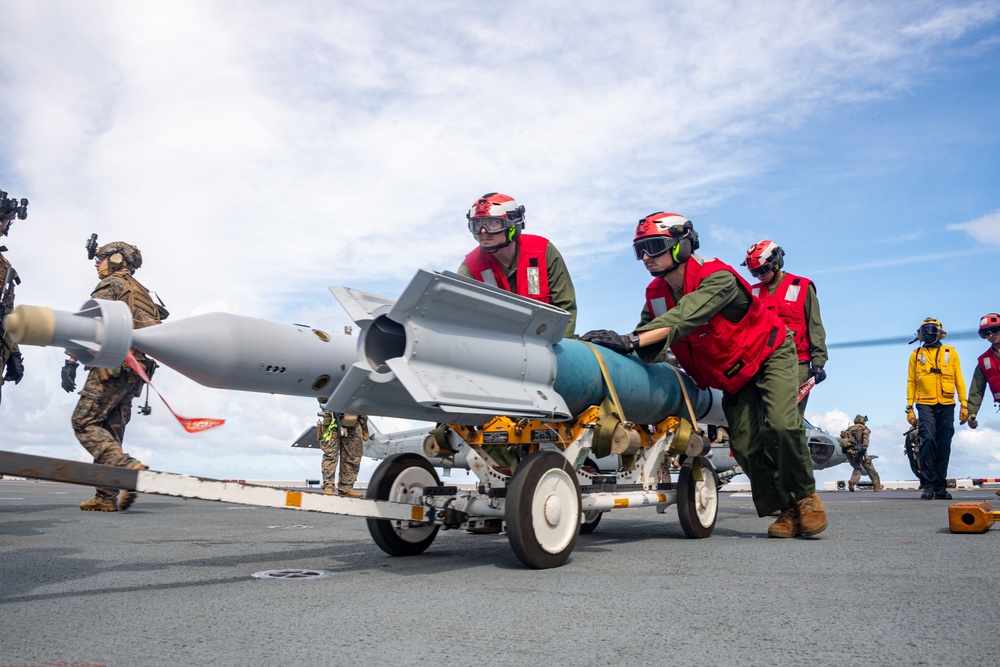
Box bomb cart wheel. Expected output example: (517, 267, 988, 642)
(580, 510, 603, 534)
(677, 461, 718, 539)
(366, 453, 440, 557)
(506, 450, 581, 569)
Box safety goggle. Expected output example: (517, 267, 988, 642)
(633, 236, 676, 260)
(979, 325, 1000, 339)
(749, 262, 776, 278)
(468, 216, 510, 234)
(919, 324, 939, 336)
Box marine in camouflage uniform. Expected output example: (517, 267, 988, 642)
(1, 247, 26, 401)
(72, 242, 161, 512)
(317, 411, 367, 497)
(839, 415, 882, 492)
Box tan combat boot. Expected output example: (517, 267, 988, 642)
(322, 487, 335, 495)
(80, 497, 118, 512)
(848, 481, 856, 492)
(873, 483, 884, 492)
(795, 492, 828, 536)
(118, 490, 138, 510)
(118, 460, 147, 510)
(767, 507, 798, 538)
(338, 488, 364, 499)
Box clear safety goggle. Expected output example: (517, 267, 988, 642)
(633, 236, 676, 260)
(979, 325, 1000, 339)
(468, 216, 510, 234)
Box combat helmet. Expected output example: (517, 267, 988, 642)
(95, 241, 142, 275)
(854, 414, 867, 424)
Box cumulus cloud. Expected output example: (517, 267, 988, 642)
(947, 210, 1000, 246)
(2, 1, 998, 480)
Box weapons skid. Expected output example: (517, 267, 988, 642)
(2, 268, 729, 569)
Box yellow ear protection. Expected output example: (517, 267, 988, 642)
(507, 204, 526, 242)
(670, 232, 692, 263)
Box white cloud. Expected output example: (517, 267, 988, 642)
(947, 210, 1000, 246)
(2, 1, 998, 481)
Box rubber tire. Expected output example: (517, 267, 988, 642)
(677, 462, 718, 539)
(580, 510, 603, 535)
(365, 453, 440, 557)
(506, 450, 581, 569)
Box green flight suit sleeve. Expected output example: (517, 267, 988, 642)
(967, 363, 987, 416)
(457, 262, 472, 278)
(804, 284, 828, 368)
(545, 243, 577, 339)
(633, 270, 741, 363)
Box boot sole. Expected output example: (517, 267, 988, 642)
(118, 491, 138, 511)
(797, 519, 828, 537)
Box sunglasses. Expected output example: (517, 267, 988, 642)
(633, 236, 677, 260)
(979, 326, 1000, 339)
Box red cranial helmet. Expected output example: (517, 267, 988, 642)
(742, 239, 784, 278)
(632, 212, 698, 264)
(466, 192, 525, 244)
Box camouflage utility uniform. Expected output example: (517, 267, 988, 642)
(73, 246, 161, 510)
(318, 413, 367, 495)
(1, 251, 25, 401)
(839, 421, 882, 492)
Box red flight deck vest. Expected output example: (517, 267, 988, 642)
(977, 348, 1000, 405)
(646, 257, 786, 394)
(751, 272, 815, 362)
(463, 234, 552, 303)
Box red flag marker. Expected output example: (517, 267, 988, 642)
(797, 376, 816, 404)
(126, 352, 225, 433)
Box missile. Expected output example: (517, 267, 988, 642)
(5, 299, 357, 398)
(4, 269, 723, 426)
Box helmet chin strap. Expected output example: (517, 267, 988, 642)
(484, 238, 513, 253)
(649, 257, 683, 277)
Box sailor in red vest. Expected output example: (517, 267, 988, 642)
(966, 313, 1000, 434)
(581, 213, 826, 538)
(742, 240, 828, 415)
(458, 193, 578, 484)
(458, 192, 577, 340)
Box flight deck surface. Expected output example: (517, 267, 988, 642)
(1, 481, 994, 666)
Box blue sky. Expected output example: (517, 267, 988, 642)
(1, 1, 998, 487)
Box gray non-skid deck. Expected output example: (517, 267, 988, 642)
(1, 480, 996, 667)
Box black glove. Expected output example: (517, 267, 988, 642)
(580, 329, 638, 355)
(3, 351, 24, 384)
(809, 364, 826, 384)
(61, 359, 79, 393)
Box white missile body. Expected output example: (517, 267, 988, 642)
(4, 269, 724, 427)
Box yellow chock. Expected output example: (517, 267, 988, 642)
(948, 501, 1000, 534)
